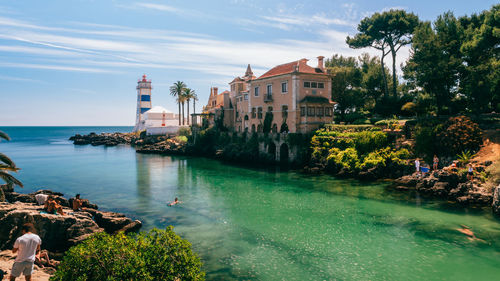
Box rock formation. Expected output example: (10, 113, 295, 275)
(0, 189, 142, 253)
(393, 169, 493, 207)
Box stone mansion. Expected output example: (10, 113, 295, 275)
(202, 56, 335, 133)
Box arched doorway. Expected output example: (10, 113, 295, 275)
(268, 142, 276, 161)
(272, 123, 278, 133)
(280, 143, 289, 163)
(280, 122, 289, 133)
(257, 124, 263, 133)
(251, 124, 256, 133)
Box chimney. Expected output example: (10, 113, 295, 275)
(317, 56, 325, 70)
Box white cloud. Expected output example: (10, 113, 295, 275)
(0, 13, 410, 81)
(135, 3, 180, 13)
(0, 62, 117, 73)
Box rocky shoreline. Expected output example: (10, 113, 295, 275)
(0, 186, 142, 278)
(391, 165, 500, 217)
(70, 132, 186, 155)
(69, 132, 134, 146)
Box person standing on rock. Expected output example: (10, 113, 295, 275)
(433, 155, 439, 170)
(415, 159, 420, 176)
(467, 164, 474, 181)
(10, 223, 42, 281)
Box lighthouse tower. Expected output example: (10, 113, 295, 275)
(134, 74, 152, 132)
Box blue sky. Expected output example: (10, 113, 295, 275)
(0, 0, 497, 125)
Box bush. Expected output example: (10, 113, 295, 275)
(175, 136, 188, 143)
(436, 116, 482, 156)
(51, 227, 205, 281)
(354, 131, 388, 155)
(326, 148, 359, 172)
(322, 124, 380, 133)
(178, 127, 191, 137)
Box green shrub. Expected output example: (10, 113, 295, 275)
(326, 148, 359, 172)
(178, 127, 191, 137)
(322, 124, 380, 133)
(51, 227, 205, 281)
(354, 131, 388, 155)
(414, 124, 438, 157)
(436, 116, 482, 156)
(359, 147, 411, 171)
(175, 136, 188, 143)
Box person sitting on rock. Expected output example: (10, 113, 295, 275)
(72, 194, 83, 211)
(10, 223, 41, 281)
(34, 193, 48, 206)
(35, 250, 58, 268)
(44, 196, 65, 215)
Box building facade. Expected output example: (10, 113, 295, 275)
(203, 57, 334, 134)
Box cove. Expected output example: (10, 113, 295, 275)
(1, 127, 500, 280)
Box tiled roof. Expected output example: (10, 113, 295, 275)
(230, 77, 244, 83)
(257, 59, 325, 80)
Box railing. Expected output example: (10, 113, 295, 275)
(264, 94, 273, 102)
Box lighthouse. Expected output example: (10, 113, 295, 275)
(134, 74, 152, 132)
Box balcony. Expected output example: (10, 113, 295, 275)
(264, 93, 273, 102)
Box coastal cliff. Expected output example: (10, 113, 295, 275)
(0, 187, 142, 278)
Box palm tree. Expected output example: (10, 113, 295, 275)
(0, 130, 23, 190)
(183, 88, 196, 125)
(170, 81, 186, 126)
(179, 93, 187, 126)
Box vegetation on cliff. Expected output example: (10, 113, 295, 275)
(309, 125, 412, 178)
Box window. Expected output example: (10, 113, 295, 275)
(318, 82, 324, 89)
(281, 81, 288, 93)
(267, 84, 272, 95)
(307, 107, 315, 116)
(304, 81, 311, 88)
(236, 111, 239, 118)
(251, 107, 256, 118)
(254, 87, 259, 97)
(282, 105, 288, 119)
(312, 89, 317, 95)
(325, 107, 333, 116)
(317, 107, 324, 117)
(244, 94, 248, 100)
(311, 82, 317, 88)
(300, 106, 306, 116)
(267, 106, 273, 112)
(258, 107, 263, 119)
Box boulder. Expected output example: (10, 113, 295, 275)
(431, 182, 449, 197)
(393, 175, 418, 187)
(83, 208, 142, 234)
(493, 185, 500, 217)
(0, 202, 102, 252)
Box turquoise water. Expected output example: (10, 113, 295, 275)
(1, 127, 500, 280)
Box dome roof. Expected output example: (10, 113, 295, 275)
(145, 106, 172, 114)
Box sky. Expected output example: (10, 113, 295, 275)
(0, 0, 497, 126)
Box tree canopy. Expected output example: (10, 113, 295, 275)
(347, 9, 419, 99)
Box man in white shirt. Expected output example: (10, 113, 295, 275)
(10, 223, 41, 281)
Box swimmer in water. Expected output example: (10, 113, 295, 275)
(168, 197, 181, 206)
(457, 225, 484, 242)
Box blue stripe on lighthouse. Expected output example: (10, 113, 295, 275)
(140, 95, 151, 101)
(140, 108, 150, 114)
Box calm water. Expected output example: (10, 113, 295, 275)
(1, 126, 500, 280)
